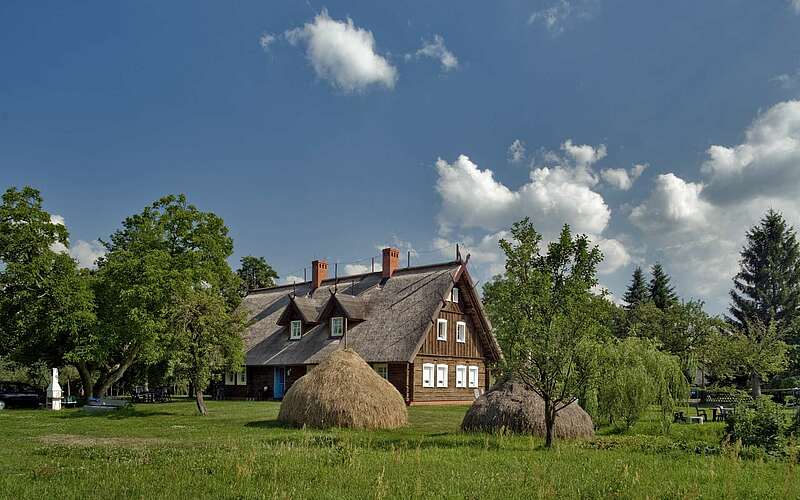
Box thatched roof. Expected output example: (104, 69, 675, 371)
(461, 379, 594, 439)
(240, 261, 502, 365)
(278, 349, 408, 429)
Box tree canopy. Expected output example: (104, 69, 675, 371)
(648, 263, 678, 310)
(483, 218, 604, 448)
(237, 255, 279, 294)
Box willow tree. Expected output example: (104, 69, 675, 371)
(483, 218, 604, 448)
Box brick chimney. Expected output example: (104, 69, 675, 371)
(382, 247, 400, 279)
(311, 259, 328, 290)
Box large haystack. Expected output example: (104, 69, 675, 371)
(278, 349, 408, 430)
(461, 379, 594, 438)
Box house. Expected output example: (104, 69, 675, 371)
(225, 247, 502, 405)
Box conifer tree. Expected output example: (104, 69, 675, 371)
(623, 267, 649, 309)
(728, 209, 800, 343)
(648, 263, 678, 310)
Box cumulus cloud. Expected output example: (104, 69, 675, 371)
(406, 35, 459, 72)
(284, 10, 397, 93)
(629, 100, 800, 309)
(700, 100, 800, 203)
(772, 69, 800, 90)
(507, 139, 526, 163)
(601, 163, 647, 190)
(791, 0, 800, 14)
(342, 262, 382, 276)
(48, 214, 105, 269)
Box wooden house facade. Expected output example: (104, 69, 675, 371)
(225, 247, 502, 405)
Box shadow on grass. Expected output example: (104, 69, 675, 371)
(58, 408, 174, 420)
(244, 419, 289, 429)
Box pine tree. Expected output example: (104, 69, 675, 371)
(648, 263, 678, 310)
(623, 267, 649, 309)
(728, 209, 800, 343)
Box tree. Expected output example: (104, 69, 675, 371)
(728, 209, 800, 345)
(702, 319, 789, 398)
(648, 263, 678, 310)
(596, 338, 687, 433)
(169, 288, 244, 415)
(0, 187, 95, 370)
(483, 218, 604, 448)
(623, 267, 649, 310)
(74, 194, 241, 398)
(236, 256, 278, 294)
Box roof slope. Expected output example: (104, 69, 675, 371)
(240, 262, 466, 365)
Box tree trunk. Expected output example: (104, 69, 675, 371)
(76, 362, 94, 403)
(195, 388, 208, 416)
(750, 372, 762, 399)
(92, 348, 140, 398)
(543, 397, 556, 448)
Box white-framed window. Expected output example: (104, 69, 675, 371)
(436, 364, 449, 388)
(455, 365, 467, 388)
(373, 363, 388, 380)
(456, 321, 466, 343)
(468, 366, 479, 388)
(331, 317, 344, 337)
(436, 318, 447, 341)
(237, 370, 247, 386)
(225, 371, 236, 385)
(451, 287, 459, 303)
(422, 363, 435, 388)
(290, 320, 302, 340)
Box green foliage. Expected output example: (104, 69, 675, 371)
(623, 266, 649, 310)
(483, 218, 604, 447)
(790, 407, 800, 437)
(75, 194, 241, 397)
(596, 338, 688, 433)
(725, 398, 789, 455)
(648, 263, 678, 310)
(0, 186, 96, 367)
(237, 255, 278, 294)
(728, 209, 800, 346)
(169, 288, 245, 415)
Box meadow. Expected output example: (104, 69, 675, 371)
(0, 401, 797, 499)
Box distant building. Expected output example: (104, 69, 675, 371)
(224, 247, 502, 404)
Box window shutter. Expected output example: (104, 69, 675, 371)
(422, 363, 435, 388)
(468, 366, 479, 388)
(436, 364, 448, 388)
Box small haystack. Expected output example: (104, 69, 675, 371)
(461, 379, 594, 438)
(278, 349, 408, 430)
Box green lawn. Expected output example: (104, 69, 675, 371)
(0, 401, 797, 499)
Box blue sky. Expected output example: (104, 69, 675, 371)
(2, 1, 800, 314)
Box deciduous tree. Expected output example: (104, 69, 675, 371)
(237, 255, 278, 294)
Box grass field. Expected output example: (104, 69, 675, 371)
(1, 401, 797, 499)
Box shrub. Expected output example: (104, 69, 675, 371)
(790, 407, 800, 437)
(725, 398, 788, 455)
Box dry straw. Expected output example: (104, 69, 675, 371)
(461, 379, 594, 439)
(278, 349, 408, 430)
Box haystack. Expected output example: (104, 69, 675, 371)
(461, 379, 594, 438)
(278, 349, 408, 429)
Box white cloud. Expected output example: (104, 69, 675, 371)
(561, 139, 606, 168)
(406, 35, 459, 72)
(772, 69, 800, 90)
(528, 0, 596, 34)
(259, 33, 276, 51)
(628, 100, 800, 310)
(507, 139, 526, 163)
(342, 262, 382, 275)
(284, 10, 397, 93)
(791, 0, 800, 14)
(48, 214, 105, 269)
(597, 238, 631, 275)
(700, 100, 800, 203)
(601, 163, 646, 191)
(282, 275, 305, 285)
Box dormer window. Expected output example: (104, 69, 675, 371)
(290, 320, 302, 340)
(451, 287, 459, 303)
(331, 316, 345, 337)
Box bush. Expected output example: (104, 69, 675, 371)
(790, 408, 800, 437)
(725, 398, 788, 455)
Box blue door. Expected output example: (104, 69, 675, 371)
(273, 367, 285, 399)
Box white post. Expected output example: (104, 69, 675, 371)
(46, 368, 62, 411)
